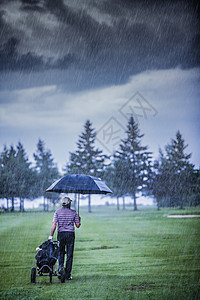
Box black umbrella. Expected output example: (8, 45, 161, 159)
(46, 174, 112, 214)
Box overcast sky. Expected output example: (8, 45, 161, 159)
(0, 0, 199, 172)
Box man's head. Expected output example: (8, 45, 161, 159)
(62, 196, 72, 208)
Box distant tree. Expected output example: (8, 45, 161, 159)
(188, 169, 200, 206)
(0, 143, 39, 211)
(152, 131, 195, 208)
(0, 146, 17, 211)
(65, 120, 107, 212)
(15, 142, 37, 211)
(33, 139, 60, 211)
(104, 158, 128, 210)
(151, 150, 169, 210)
(45, 192, 60, 209)
(114, 116, 152, 211)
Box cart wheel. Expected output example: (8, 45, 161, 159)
(60, 271, 65, 283)
(49, 271, 52, 284)
(31, 267, 36, 283)
(61, 275, 65, 283)
(59, 266, 65, 283)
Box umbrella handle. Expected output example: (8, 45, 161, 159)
(78, 194, 80, 216)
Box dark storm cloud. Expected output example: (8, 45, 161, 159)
(20, 0, 46, 12)
(0, 0, 199, 89)
(0, 36, 77, 71)
(0, 37, 45, 71)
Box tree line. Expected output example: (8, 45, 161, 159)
(0, 117, 199, 212)
(0, 140, 59, 211)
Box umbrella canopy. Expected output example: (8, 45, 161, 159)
(45, 174, 112, 195)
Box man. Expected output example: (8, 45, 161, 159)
(48, 196, 81, 282)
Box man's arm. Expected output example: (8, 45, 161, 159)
(75, 216, 81, 228)
(48, 222, 57, 240)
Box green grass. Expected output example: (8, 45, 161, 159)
(0, 206, 200, 300)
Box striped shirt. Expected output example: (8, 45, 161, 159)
(53, 207, 79, 232)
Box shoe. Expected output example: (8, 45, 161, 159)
(66, 276, 72, 280)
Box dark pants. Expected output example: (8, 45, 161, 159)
(57, 231, 75, 278)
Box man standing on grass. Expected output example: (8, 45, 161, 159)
(48, 196, 81, 282)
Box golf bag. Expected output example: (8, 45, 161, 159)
(31, 239, 59, 283)
(35, 240, 59, 272)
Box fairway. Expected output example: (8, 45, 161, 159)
(0, 206, 200, 300)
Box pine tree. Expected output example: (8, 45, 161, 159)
(0, 145, 17, 211)
(114, 116, 152, 210)
(66, 120, 106, 176)
(65, 120, 107, 212)
(153, 131, 194, 208)
(104, 159, 128, 210)
(188, 169, 200, 206)
(15, 142, 36, 211)
(151, 149, 169, 210)
(33, 139, 59, 211)
(0, 143, 35, 211)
